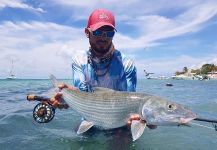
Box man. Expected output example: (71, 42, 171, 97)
(51, 9, 155, 128)
(52, 8, 136, 105)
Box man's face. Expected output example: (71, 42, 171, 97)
(88, 26, 115, 55)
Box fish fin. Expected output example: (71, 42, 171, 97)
(93, 87, 115, 93)
(131, 120, 146, 141)
(77, 120, 94, 134)
(49, 74, 59, 88)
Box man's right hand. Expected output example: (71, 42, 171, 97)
(49, 83, 79, 109)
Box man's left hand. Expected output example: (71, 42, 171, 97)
(127, 114, 157, 129)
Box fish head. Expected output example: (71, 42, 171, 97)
(141, 97, 196, 126)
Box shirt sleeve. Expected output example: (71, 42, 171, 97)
(71, 56, 89, 92)
(123, 57, 137, 92)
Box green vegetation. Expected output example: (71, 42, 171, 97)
(175, 67, 189, 75)
(175, 64, 217, 75)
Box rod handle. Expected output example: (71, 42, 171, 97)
(27, 95, 50, 102)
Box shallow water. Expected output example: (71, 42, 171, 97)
(0, 79, 217, 150)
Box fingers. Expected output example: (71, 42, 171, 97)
(49, 92, 69, 109)
(57, 83, 78, 91)
(126, 114, 157, 130)
(50, 100, 69, 109)
(58, 83, 79, 91)
(51, 100, 61, 108)
(54, 92, 63, 100)
(58, 83, 67, 90)
(50, 93, 62, 103)
(130, 114, 141, 120)
(127, 114, 141, 128)
(70, 86, 79, 91)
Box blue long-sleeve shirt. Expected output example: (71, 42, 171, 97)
(71, 49, 137, 92)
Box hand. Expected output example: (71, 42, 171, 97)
(127, 114, 141, 128)
(50, 92, 68, 109)
(57, 83, 79, 90)
(49, 83, 79, 109)
(127, 114, 157, 129)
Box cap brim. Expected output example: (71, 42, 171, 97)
(90, 22, 116, 31)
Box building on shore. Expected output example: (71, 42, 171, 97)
(171, 72, 195, 80)
(172, 71, 217, 80)
(207, 71, 217, 80)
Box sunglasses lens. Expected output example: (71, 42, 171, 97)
(92, 30, 103, 36)
(106, 31, 115, 38)
(92, 30, 115, 38)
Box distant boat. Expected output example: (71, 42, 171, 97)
(166, 83, 173, 86)
(6, 60, 17, 80)
(144, 69, 158, 79)
(144, 70, 168, 80)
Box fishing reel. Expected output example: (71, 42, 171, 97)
(27, 95, 55, 123)
(33, 102, 55, 123)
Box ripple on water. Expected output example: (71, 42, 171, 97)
(1, 79, 217, 150)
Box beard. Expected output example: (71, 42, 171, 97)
(90, 41, 112, 55)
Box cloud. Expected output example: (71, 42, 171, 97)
(1, 1, 217, 78)
(1, 19, 217, 78)
(52, 0, 204, 13)
(115, 2, 217, 50)
(0, 21, 88, 78)
(51, 1, 217, 51)
(51, 0, 206, 21)
(136, 55, 217, 77)
(0, 0, 45, 13)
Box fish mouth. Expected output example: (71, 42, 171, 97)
(179, 112, 197, 125)
(179, 117, 195, 124)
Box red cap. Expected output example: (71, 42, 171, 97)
(87, 9, 116, 31)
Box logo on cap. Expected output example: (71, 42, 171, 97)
(99, 13, 109, 20)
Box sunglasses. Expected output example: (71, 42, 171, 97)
(91, 29, 115, 38)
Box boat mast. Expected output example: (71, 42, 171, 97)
(10, 60, 14, 76)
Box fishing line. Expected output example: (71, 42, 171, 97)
(191, 122, 216, 130)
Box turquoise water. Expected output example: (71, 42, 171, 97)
(0, 79, 217, 150)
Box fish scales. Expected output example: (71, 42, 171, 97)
(63, 91, 142, 110)
(62, 89, 145, 129)
(49, 75, 196, 141)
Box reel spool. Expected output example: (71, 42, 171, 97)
(33, 102, 55, 123)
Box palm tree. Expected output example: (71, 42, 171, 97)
(183, 67, 188, 73)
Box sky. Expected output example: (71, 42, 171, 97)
(0, 0, 217, 79)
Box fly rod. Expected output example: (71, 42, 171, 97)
(194, 117, 217, 131)
(194, 118, 217, 124)
(27, 94, 217, 129)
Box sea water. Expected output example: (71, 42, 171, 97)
(0, 79, 217, 150)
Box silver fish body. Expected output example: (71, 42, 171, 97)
(50, 75, 196, 141)
(61, 87, 196, 129)
(62, 88, 146, 129)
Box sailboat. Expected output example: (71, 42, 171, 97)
(6, 60, 17, 79)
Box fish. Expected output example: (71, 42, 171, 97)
(50, 75, 196, 141)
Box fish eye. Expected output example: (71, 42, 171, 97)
(168, 104, 176, 110)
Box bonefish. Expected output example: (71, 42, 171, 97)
(50, 75, 196, 141)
